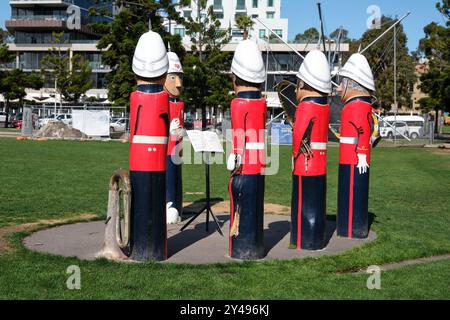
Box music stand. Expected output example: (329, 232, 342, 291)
(180, 131, 224, 236)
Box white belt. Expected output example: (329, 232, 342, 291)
(132, 135, 168, 145)
(310, 142, 327, 150)
(246, 142, 265, 150)
(340, 137, 358, 144)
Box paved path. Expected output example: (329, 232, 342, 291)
(24, 214, 376, 264)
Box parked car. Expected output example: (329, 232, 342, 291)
(11, 113, 38, 129)
(110, 118, 129, 132)
(11, 113, 23, 128)
(37, 114, 57, 128)
(380, 121, 410, 139)
(381, 115, 425, 139)
(56, 114, 72, 125)
(0, 111, 7, 123)
(37, 114, 72, 129)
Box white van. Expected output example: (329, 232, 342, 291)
(379, 115, 425, 139)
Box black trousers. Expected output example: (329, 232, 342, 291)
(337, 164, 370, 239)
(229, 174, 265, 260)
(290, 174, 327, 250)
(130, 171, 167, 261)
(166, 156, 183, 216)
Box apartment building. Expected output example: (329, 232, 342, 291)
(5, 0, 113, 102)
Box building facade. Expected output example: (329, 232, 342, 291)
(167, 0, 348, 114)
(5, 0, 113, 102)
(169, 0, 288, 46)
(3, 0, 349, 111)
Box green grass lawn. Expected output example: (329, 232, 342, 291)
(0, 138, 449, 299)
(443, 125, 450, 134)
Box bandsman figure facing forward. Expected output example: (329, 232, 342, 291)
(164, 52, 185, 225)
(227, 40, 267, 260)
(337, 53, 376, 239)
(291, 50, 331, 250)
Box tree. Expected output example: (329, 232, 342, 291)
(294, 28, 320, 43)
(235, 15, 254, 40)
(0, 29, 13, 65)
(352, 16, 416, 111)
(417, 1, 450, 131)
(0, 29, 42, 127)
(436, 0, 450, 26)
(183, 1, 232, 129)
(41, 32, 93, 103)
(329, 28, 350, 42)
(91, 0, 189, 106)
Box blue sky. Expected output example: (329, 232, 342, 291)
(281, 0, 446, 52)
(0, 0, 446, 52)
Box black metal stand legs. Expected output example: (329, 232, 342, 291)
(180, 152, 224, 236)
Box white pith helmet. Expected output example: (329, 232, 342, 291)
(132, 31, 169, 78)
(167, 52, 183, 74)
(231, 40, 266, 84)
(296, 50, 331, 94)
(339, 53, 375, 91)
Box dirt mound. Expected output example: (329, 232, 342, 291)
(36, 121, 87, 139)
(119, 132, 130, 141)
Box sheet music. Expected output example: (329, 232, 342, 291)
(186, 130, 224, 153)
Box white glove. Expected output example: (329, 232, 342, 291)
(166, 202, 180, 224)
(356, 154, 370, 175)
(227, 154, 241, 171)
(169, 118, 182, 137)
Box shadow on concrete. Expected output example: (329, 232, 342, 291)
(168, 214, 229, 257)
(264, 218, 338, 255)
(326, 212, 376, 237)
(264, 220, 291, 255)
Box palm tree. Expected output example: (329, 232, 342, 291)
(235, 15, 255, 40)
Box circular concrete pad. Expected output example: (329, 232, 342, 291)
(24, 214, 376, 264)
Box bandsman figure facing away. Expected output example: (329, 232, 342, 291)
(164, 52, 185, 225)
(291, 50, 331, 250)
(129, 31, 180, 261)
(337, 53, 375, 239)
(227, 40, 267, 260)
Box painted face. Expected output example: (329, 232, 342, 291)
(164, 73, 183, 97)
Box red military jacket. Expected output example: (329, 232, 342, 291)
(292, 97, 330, 176)
(167, 99, 184, 157)
(129, 90, 169, 172)
(339, 97, 373, 165)
(231, 96, 267, 175)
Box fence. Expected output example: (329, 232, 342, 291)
(24, 104, 129, 139)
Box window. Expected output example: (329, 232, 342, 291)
(236, 0, 246, 10)
(252, 14, 259, 19)
(274, 29, 283, 37)
(268, 0, 274, 7)
(183, 10, 191, 18)
(266, 12, 274, 19)
(259, 29, 266, 39)
(215, 12, 224, 19)
(213, 0, 223, 9)
(253, 0, 258, 8)
(174, 27, 186, 37)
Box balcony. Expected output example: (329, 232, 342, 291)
(9, 0, 76, 6)
(6, 18, 66, 31)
